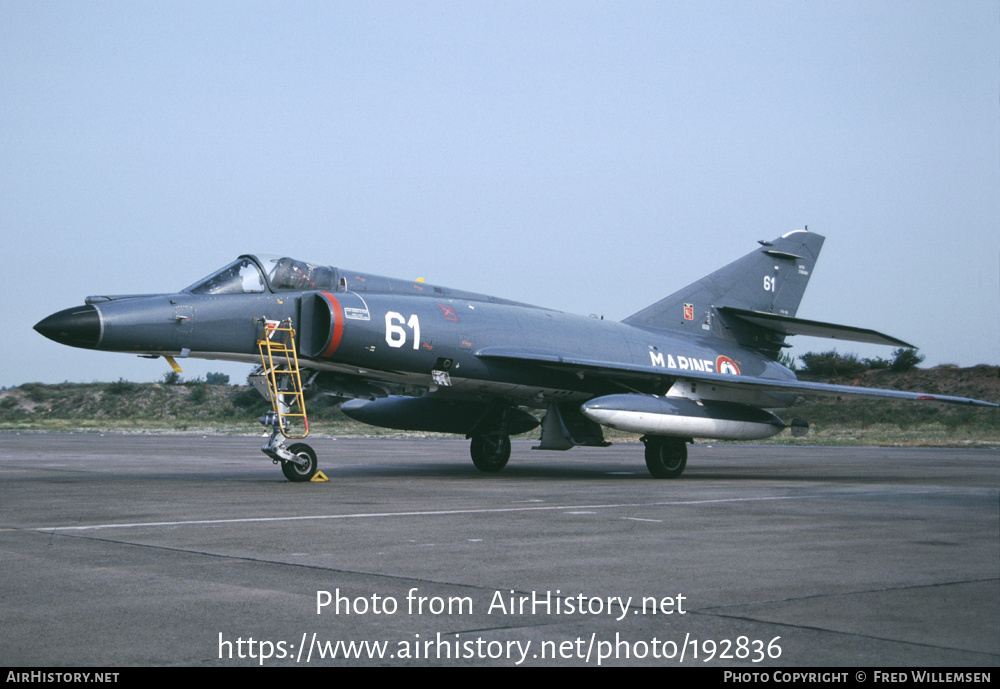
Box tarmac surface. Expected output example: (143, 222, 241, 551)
(1, 432, 997, 667)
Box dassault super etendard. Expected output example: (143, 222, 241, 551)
(35, 229, 997, 481)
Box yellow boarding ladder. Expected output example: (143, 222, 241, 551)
(256, 319, 309, 438)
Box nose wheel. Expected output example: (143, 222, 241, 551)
(280, 442, 318, 482)
(260, 410, 318, 482)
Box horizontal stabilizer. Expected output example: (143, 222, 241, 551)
(717, 307, 914, 347)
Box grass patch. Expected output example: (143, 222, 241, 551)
(1, 372, 997, 447)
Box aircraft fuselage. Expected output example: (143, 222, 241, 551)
(37, 235, 994, 481)
(45, 287, 792, 411)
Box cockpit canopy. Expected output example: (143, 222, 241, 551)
(184, 255, 337, 295)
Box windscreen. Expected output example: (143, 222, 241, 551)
(184, 258, 267, 295)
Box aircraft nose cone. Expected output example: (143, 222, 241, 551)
(34, 305, 101, 349)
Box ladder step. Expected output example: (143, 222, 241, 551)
(256, 320, 309, 439)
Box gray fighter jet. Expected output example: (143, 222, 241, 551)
(35, 230, 997, 481)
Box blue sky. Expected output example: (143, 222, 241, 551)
(2, 1, 997, 387)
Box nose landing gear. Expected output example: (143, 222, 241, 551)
(259, 411, 318, 482)
(253, 318, 318, 482)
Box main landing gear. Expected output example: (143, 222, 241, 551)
(641, 436, 688, 479)
(468, 406, 517, 473)
(469, 432, 511, 472)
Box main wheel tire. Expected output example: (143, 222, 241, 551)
(644, 437, 687, 479)
(470, 434, 511, 473)
(282, 443, 318, 482)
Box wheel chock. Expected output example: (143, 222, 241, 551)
(310, 471, 329, 482)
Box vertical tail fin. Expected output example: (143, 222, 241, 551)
(623, 230, 825, 349)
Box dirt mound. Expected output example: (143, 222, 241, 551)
(800, 365, 1000, 402)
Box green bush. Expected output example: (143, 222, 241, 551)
(108, 378, 137, 395)
(889, 348, 924, 372)
(776, 351, 798, 371)
(206, 372, 230, 386)
(799, 349, 924, 375)
(19, 383, 47, 403)
(188, 384, 208, 403)
(230, 387, 269, 413)
(799, 350, 866, 377)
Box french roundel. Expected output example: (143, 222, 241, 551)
(716, 355, 740, 375)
